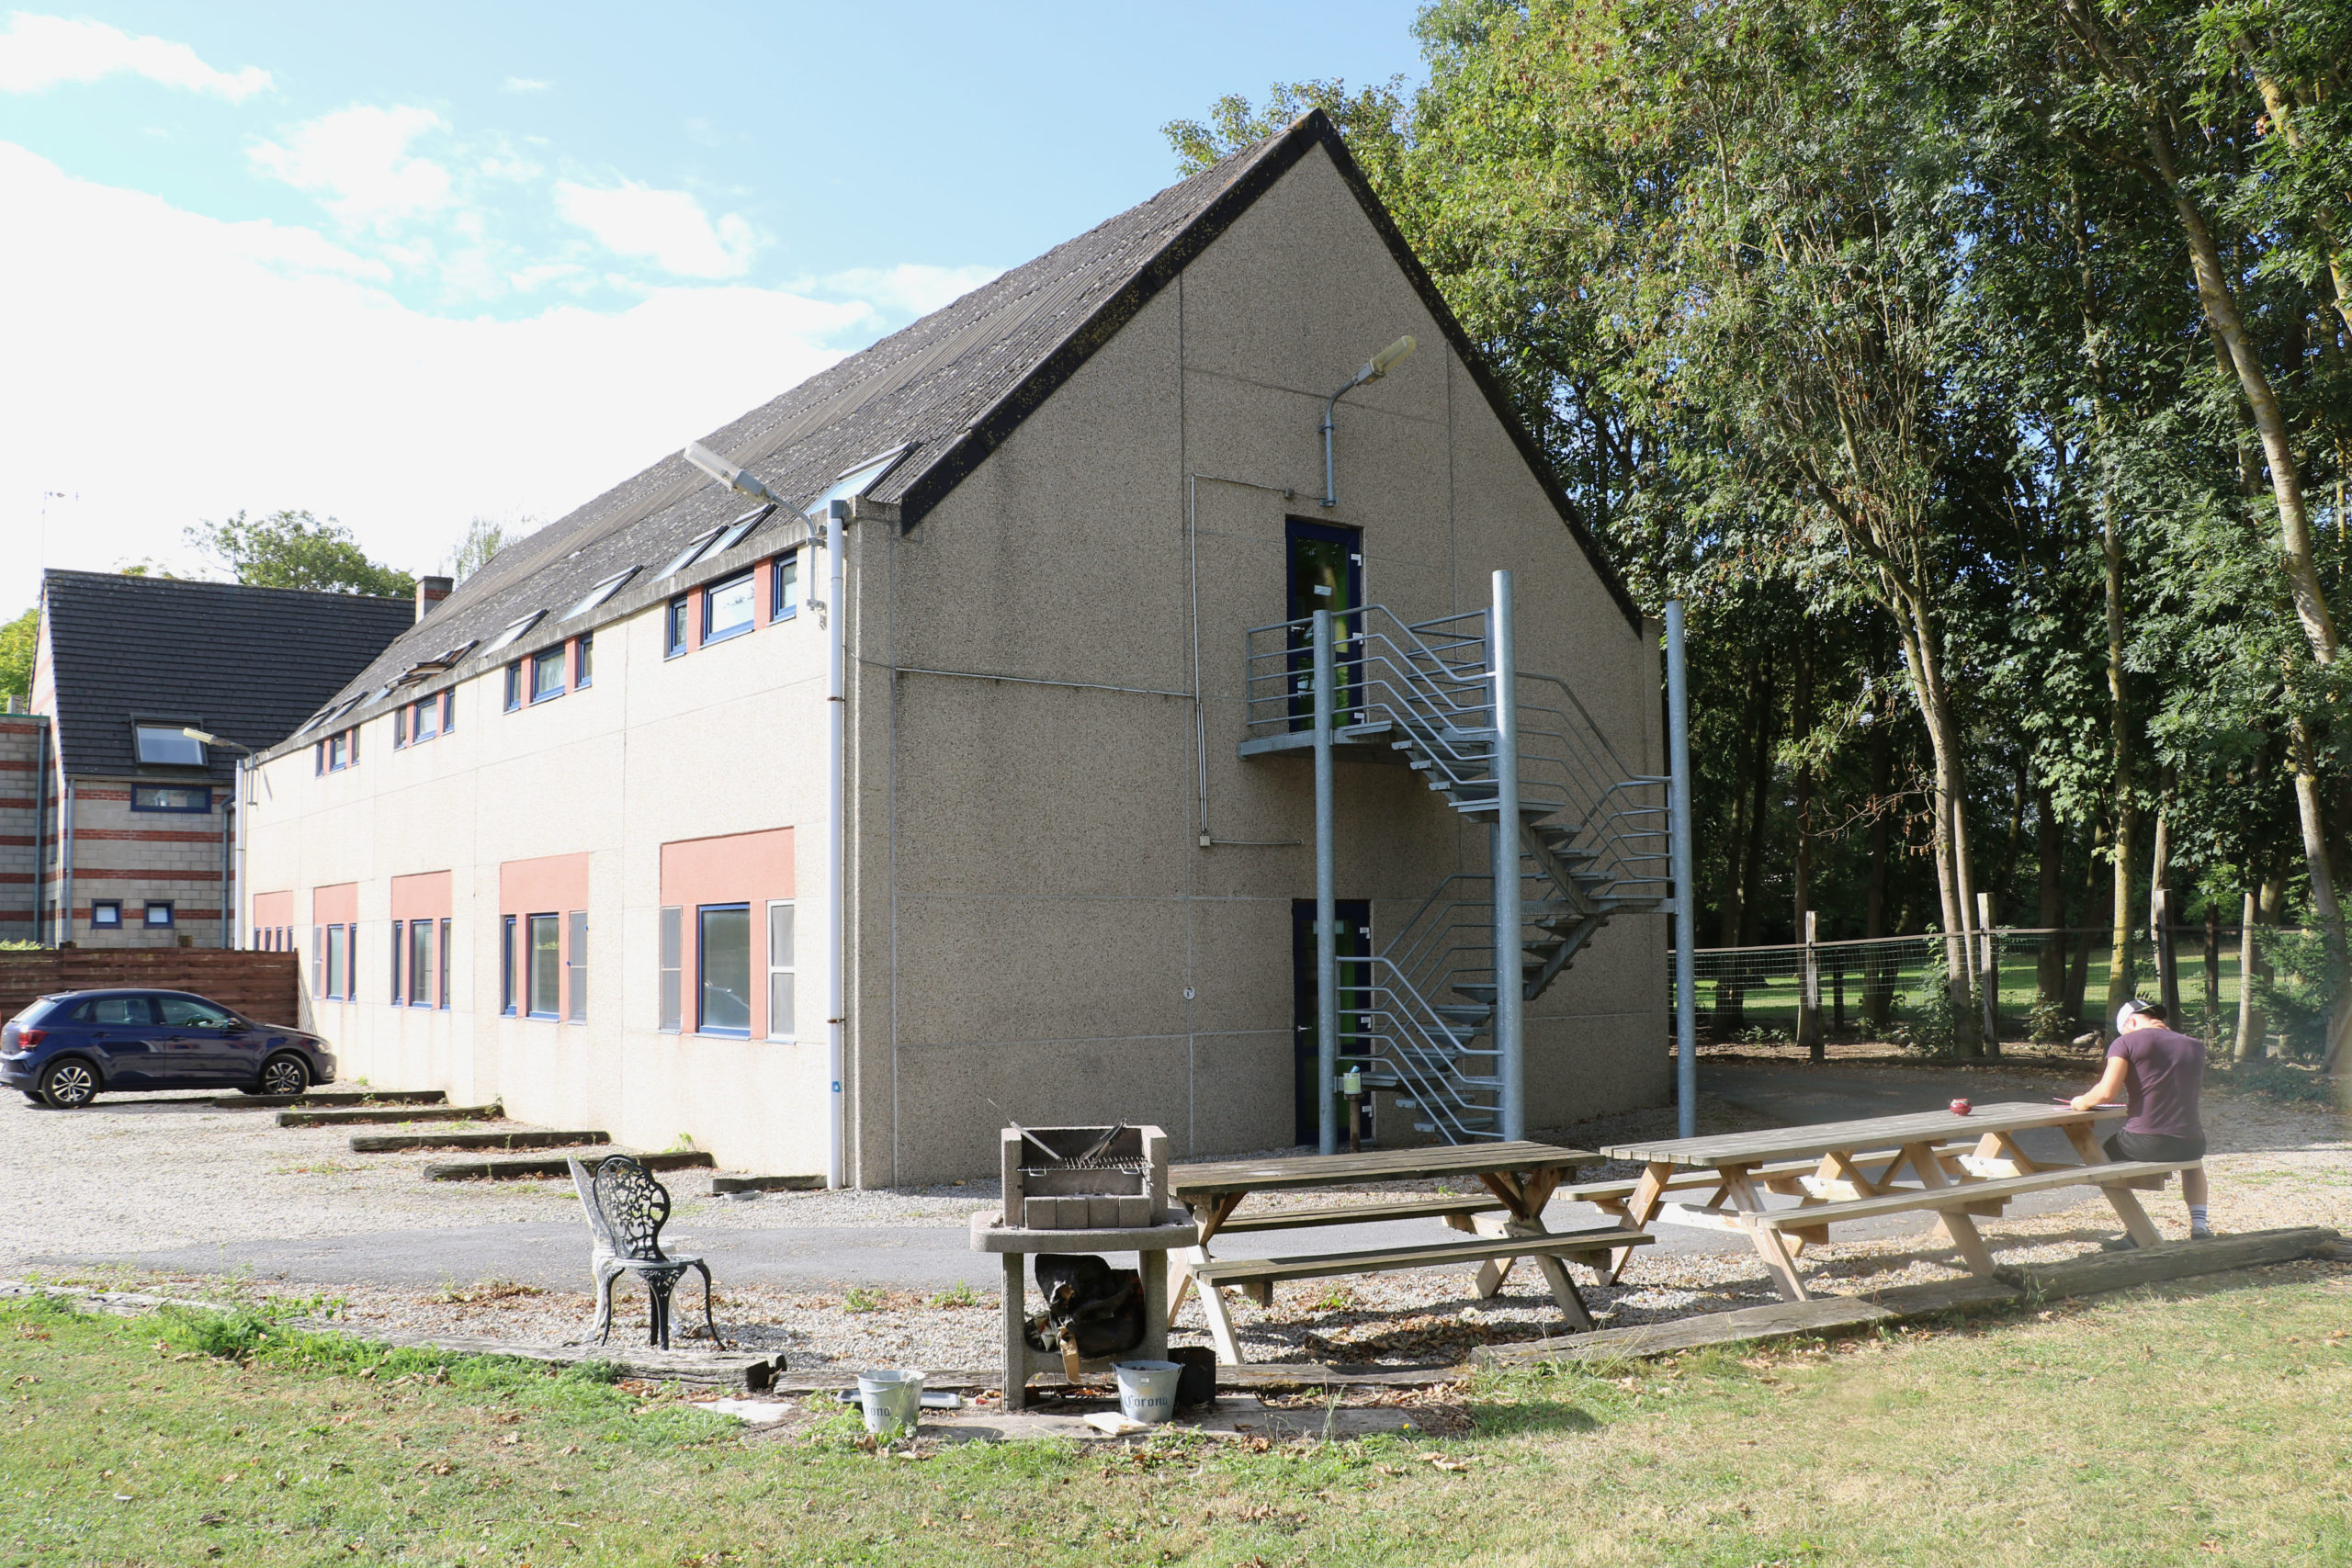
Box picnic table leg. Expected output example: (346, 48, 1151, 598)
(2064, 1122, 2165, 1246)
(1470, 1167, 1567, 1297)
(1718, 1163, 1812, 1303)
(1166, 1194, 1243, 1329)
(1903, 1140, 2001, 1275)
(1602, 1160, 1674, 1284)
(1193, 1261, 1249, 1365)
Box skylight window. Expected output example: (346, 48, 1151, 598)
(562, 568, 639, 622)
(484, 612, 544, 653)
(133, 725, 205, 766)
(807, 447, 910, 515)
(659, 528, 725, 579)
(708, 504, 775, 558)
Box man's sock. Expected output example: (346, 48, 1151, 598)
(2188, 1205, 2211, 1234)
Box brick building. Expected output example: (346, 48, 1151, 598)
(21, 570, 416, 948)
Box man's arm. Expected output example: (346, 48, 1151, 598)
(2070, 1055, 2129, 1112)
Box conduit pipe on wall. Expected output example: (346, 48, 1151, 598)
(823, 499, 851, 1190)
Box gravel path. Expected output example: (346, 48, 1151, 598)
(6, 1066, 2343, 1374)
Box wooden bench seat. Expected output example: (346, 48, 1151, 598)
(1211, 1195, 1506, 1235)
(1747, 1160, 2197, 1231)
(1556, 1140, 1980, 1206)
(1189, 1225, 1652, 1289)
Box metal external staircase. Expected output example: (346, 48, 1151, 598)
(1240, 575, 1671, 1145)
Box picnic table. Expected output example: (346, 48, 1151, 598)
(1589, 1101, 2192, 1303)
(1166, 1141, 1650, 1363)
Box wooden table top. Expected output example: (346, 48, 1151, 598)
(1169, 1141, 1596, 1199)
(1600, 1102, 2122, 1168)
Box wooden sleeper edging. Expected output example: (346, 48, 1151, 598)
(421, 1150, 716, 1181)
(277, 1103, 503, 1128)
(349, 1129, 612, 1154)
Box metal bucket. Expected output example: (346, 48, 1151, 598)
(856, 1370, 925, 1436)
(1113, 1360, 1181, 1425)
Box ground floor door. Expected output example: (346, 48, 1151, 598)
(1292, 898, 1372, 1146)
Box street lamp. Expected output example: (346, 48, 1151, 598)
(1320, 334, 1417, 508)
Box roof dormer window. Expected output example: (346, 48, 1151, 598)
(659, 528, 725, 580)
(133, 724, 205, 766)
(484, 612, 544, 653)
(562, 568, 639, 622)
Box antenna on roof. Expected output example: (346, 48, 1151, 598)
(684, 442, 784, 507)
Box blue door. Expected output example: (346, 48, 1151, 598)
(1285, 518, 1363, 729)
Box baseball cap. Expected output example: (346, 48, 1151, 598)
(2115, 998, 2163, 1032)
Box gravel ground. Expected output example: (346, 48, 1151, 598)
(6, 1066, 2344, 1374)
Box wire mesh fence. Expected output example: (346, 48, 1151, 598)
(1674, 927, 2324, 1052)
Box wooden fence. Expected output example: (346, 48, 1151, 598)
(0, 951, 300, 1025)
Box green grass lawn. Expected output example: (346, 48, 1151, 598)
(4, 1273, 2347, 1566)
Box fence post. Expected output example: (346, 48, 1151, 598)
(1975, 891, 1999, 1053)
(1798, 910, 1821, 1060)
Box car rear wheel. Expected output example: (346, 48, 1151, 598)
(258, 1054, 310, 1097)
(40, 1058, 99, 1109)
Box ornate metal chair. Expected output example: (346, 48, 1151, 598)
(567, 1155, 718, 1350)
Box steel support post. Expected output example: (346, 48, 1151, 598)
(1666, 601, 1697, 1138)
(1489, 571, 1524, 1142)
(1312, 609, 1340, 1156)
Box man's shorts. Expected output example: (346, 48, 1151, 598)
(2104, 1129, 2207, 1163)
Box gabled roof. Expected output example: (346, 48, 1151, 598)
(40, 570, 413, 782)
(288, 110, 1637, 754)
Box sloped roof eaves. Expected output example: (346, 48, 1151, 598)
(292, 111, 1639, 737)
(40, 570, 414, 781)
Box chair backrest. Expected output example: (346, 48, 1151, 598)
(589, 1155, 673, 1263)
(568, 1156, 619, 1254)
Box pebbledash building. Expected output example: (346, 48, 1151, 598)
(242, 115, 1673, 1187)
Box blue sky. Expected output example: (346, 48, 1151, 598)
(0, 3, 1424, 610)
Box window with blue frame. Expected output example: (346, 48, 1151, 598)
(393, 707, 407, 748)
(130, 785, 209, 814)
(500, 915, 517, 1014)
(327, 730, 351, 770)
(703, 570, 755, 644)
(573, 634, 593, 688)
(696, 903, 752, 1036)
(530, 649, 565, 703)
(665, 596, 690, 658)
(90, 900, 121, 929)
(413, 694, 439, 741)
(390, 920, 404, 1003)
(325, 923, 347, 999)
(437, 918, 452, 1008)
(503, 663, 522, 712)
(408, 919, 433, 1007)
(442, 688, 457, 733)
(772, 551, 798, 621)
(527, 913, 560, 1018)
(143, 901, 174, 928)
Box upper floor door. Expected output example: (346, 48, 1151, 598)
(1285, 518, 1363, 728)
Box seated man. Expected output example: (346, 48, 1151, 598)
(2070, 998, 2211, 1247)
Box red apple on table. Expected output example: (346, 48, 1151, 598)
(1950, 1098, 1973, 1115)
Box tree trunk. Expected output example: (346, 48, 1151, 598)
(2036, 785, 2064, 1016)
(1736, 665, 1775, 947)
(2234, 886, 2267, 1062)
(2068, 819, 2102, 1032)
(1792, 640, 1819, 1059)
(1863, 655, 1896, 1032)
(1898, 617, 1979, 1053)
(2147, 786, 2177, 1018)
(2204, 899, 2222, 1045)
(2102, 469, 2137, 1026)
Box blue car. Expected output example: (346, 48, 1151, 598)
(0, 989, 336, 1109)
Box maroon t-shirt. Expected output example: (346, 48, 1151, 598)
(2108, 1025, 2204, 1140)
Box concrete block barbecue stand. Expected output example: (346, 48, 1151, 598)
(968, 1122, 1196, 1411)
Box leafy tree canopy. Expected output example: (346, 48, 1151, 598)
(186, 511, 415, 599)
(0, 607, 35, 700)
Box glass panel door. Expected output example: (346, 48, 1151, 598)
(1284, 518, 1363, 729)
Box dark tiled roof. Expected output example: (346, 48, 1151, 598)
(285, 111, 1636, 755)
(40, 570, 413, 782)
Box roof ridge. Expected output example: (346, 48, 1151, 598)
(43, 568, 410, 608)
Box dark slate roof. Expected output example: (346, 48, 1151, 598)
(277, 111, 1637, 758)
(40, 570, 414, 782)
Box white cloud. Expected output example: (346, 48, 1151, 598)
(554, 178, 758, 278)
(501, 76, 549, 93)
(0, 141, 872, 614)
(250, 105, 453, 230)
(823, 263, 1001, 317)
(0, 13, 269, 99)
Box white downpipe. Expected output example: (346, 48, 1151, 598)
(824, 500, 850, 1190)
